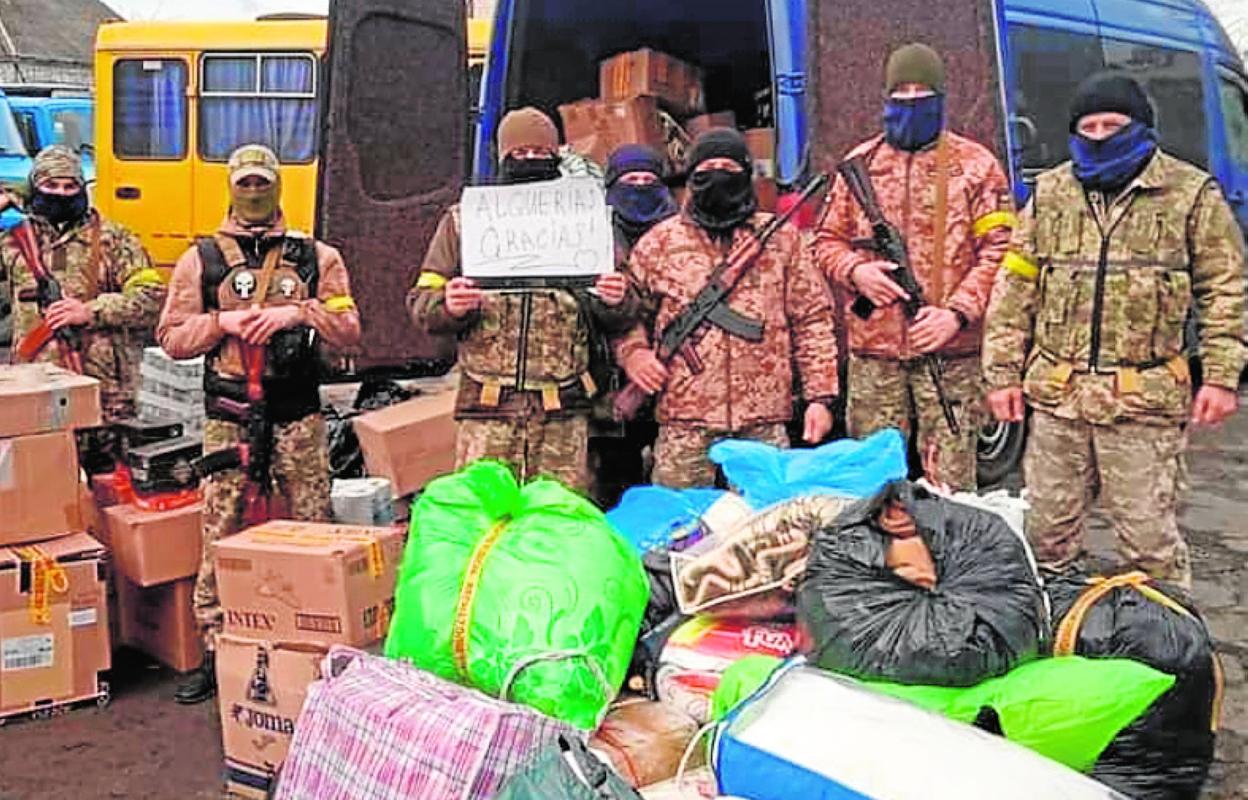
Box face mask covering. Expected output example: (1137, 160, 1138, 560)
(688, 168, 757, 234)
(500, 155, 561, 184)
(231, 180, 282, 225)
(883, 94, 946, 152)
(608, 181, 677, 241)
(1069, 120, 1158, 193)
(31, 189, 88, 226)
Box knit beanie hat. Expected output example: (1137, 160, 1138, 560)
(885, 43, 946, 94)
(496, 107, 559, 162)
(605, 144, 666, 187)
(686, 128, 752, 173)
(1068, 72, 1155, 132)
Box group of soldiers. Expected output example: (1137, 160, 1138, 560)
(3, 43, 1243, 705)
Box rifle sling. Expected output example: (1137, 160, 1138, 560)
(930, 134, 950, 305)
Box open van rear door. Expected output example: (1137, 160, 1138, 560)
(318, 0, 465, 369)
(806, 0, 1009, 173)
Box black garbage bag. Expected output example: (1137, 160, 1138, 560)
(797, 481, 1044, 686)
(1048, 572, 1220, 800)
(627, 547, 689, 699)
(325, 379, 418, 481)
(496, 735, 642, 800)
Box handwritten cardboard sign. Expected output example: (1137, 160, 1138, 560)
(460, 177, 613, 285)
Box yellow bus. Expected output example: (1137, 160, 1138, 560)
(95, 16, 489, 268)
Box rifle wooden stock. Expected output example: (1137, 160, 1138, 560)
(12, 220, 84, 372)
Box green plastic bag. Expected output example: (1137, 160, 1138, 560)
(712, 656, 1174, 771)
(385, 461, 648, 730)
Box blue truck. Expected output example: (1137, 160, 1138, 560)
(8, 95, 95, 185)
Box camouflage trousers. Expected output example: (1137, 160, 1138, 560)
(195, 413, 332, 651)
(455, 414, 590, 492)
(847, 354, 981, 491)
(1025, 410, 1191, 588)
(652, 422, 789, 489)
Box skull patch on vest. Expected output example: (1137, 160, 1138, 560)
(278, 276, 297, 299)
(232, 270, 256, 300)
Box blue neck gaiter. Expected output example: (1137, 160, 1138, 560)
(883, 94, 945, 152)
(607, 182, 677, 241)
(1069, 120, 1159, 193)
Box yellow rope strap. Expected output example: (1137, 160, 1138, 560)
(451, 519, 510, 680)
(1054, 571, 1223, 732)
(14, 546, 69, 625)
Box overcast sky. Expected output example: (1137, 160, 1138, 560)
(108, 0, 328, 20)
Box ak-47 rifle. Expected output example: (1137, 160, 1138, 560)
(837, 156, 960, 435)
(197, 344, 275, 526)
(613, 173, 830, 422)
(12, 219, 84, 372)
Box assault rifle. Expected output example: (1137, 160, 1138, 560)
(12, 220, 84, 372)
(613, 173, 829, 422)
(838, 156, 960, 435)
(196, 345, 276, 526)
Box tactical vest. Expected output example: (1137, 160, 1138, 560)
(198, 233, 322, 424)
(1030, 155, 1210, 375)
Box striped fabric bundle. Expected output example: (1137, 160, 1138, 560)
(275, 647, 573, 800)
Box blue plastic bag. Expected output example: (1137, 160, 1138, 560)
(605, 486, 727, 553)
(709, 429, 908, 508)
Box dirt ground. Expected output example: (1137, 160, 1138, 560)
(2, 401, 1248, 799)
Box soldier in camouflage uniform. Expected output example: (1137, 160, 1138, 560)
(158, 145, 362, 703)
(983, 73, 1245, 588)
(616, 128, 838, 488)
(815, 44, 1014, 490)
(1, 145, 163, 421)
(409, 108, 637, 492)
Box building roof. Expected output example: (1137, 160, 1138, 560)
(0, 0, 120, 66)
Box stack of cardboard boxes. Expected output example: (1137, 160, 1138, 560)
(557, 47, 778, 209)
(0, 364, 111, 720)
(212, 519, 405, 798)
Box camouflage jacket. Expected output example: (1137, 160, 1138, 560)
(614, 211, 839, 430)
(2, 210, 163, 421)
(815, 132, 1014, 359)
(982, 151, 1246, 425)
(409, 204, 640, 420)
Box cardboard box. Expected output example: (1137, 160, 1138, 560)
(559, 96, 670, 170)
(215, 520, 404, 647)
(0, 430, 83, 547)
(743, 127, 776, 179)
(684, 110, 736, 140)
(102, 502, 203, 587)
(0, 532, 109, 718)
(0, 364, 101, 438)
(353, 386, 456, 498)
(117, 577, 201, 673)
(600, 48, 705, 117)
(217, 634, 328, 798)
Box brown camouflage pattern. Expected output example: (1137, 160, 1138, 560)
(2, 211, 162, 421)
(652, 422, 789, 489)
(454, 413, 589, 492)
(847, 354, 981, 490)
(1025, 410, 1191, 588)
(194, 413, 332, 650)
(815, 133, 1013, 359)
(983, 151, 1246, 425)
(615, 212, 839, 430)
(409, 205, 638, 419)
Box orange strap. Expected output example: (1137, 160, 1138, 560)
(14, 546, 70, 625)
(451, 519, 510, 680)
(1054, 571, 1224, 732)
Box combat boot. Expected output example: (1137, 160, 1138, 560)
(174, 651, 217, 704)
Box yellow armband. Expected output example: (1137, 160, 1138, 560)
(1002, 251, 1039, 282)
(323, 295, 357, 313)
(416, 271, 448, 291)
(972, 211, 1018, 238)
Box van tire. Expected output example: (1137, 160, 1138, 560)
(977, 418, 1026, 488)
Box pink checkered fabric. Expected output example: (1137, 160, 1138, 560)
(274, 647, 574, 800)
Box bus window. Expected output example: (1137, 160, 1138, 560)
(1102, 39, 1207, 169)
(199, 52, 318, 163)
(1218, 69, 1248, 170)
(1007, 24, 1105, 173)
(114, 59, 189, 159)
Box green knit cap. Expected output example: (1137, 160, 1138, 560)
(885, 43, 946, 94)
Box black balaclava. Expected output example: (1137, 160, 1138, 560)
(686, 128, 757, 238)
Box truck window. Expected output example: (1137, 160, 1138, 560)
(114, 59, 189, 159)
(1006, 24, 1105, 173)
(200, 52, 318, 163)
(1102, 39, 1207, 169)
(12, 110, 37, 154)
(1218, 68, 1248, 170)
(53, 108, 93, 151)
